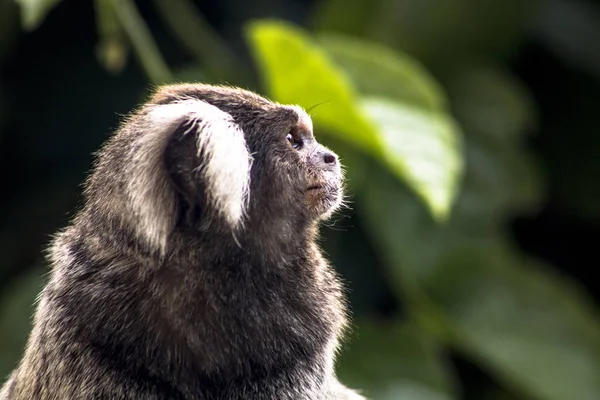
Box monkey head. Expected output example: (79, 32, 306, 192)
(85, 84, 343, 254)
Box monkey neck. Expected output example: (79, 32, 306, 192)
(154, 219, 345, 376)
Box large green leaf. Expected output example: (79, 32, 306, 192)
(245, 20, 463, 219)
(15, 0, 62, 30)
(317, 34, 447, 111)
(337, 321, 457, 400)
(361, 98, 462, 220)
(316, 35, 463, 216)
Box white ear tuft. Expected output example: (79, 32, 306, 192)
(129, 99, 251, 252)
(185, 100, 252, 228)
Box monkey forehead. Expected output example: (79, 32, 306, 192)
(284, 105, 313, 134)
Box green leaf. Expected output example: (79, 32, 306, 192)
(338, 321, 458, 400)
(245, 20, 464, 219)
(318, 34, 447, 111)
(15, 0, 62, 30)
(361, 98, 463, 220)
(317, 33, 463, 217)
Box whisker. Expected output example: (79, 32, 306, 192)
(306, 101, 331, 116)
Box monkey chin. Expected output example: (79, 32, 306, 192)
(306, 177, 343, 220)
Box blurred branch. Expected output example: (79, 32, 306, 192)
(111, 0, 173, 84)
(94, 0, 129, 74)
(152, 0, 243, 84)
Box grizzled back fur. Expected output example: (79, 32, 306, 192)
(0, 84, 364, 400)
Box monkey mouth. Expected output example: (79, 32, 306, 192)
(305, 178, 342, 218)
(306, 173, 341, 199)
(306, 183, 340, 200)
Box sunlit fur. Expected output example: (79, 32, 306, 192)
(0, 84, 364, 400)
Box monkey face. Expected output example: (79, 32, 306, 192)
(278, 106, 342, 220)
(226, 101, 343, 225)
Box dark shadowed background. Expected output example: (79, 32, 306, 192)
(0, 0, 599, 399)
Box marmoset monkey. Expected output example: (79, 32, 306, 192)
(0, 84, 364, 400)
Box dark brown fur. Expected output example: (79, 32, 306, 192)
(0, 84, 363, 400)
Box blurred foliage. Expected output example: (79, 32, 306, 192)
(14, 0, 61, 30)
(1, 0, 599, 399)
(0, 267, 45, 375)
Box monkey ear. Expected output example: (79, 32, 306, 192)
(126, 98, 252, 252)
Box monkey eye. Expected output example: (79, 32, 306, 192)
(286, 132, 303, 150)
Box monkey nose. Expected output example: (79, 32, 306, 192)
(311, 149, 337, 171)
(323, 153, 337, 165)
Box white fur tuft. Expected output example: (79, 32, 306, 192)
(135, 99, 251, 251)
(186, 101, 252, 227)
